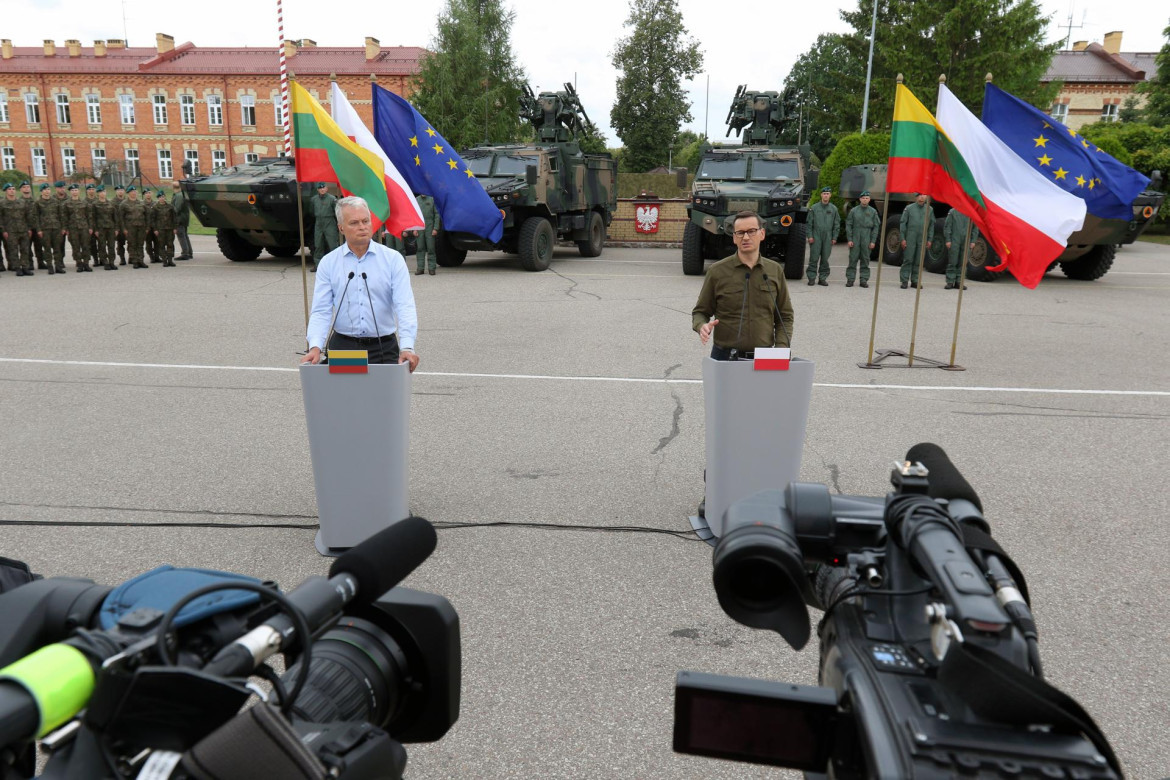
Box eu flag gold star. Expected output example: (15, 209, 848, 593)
(425, 127, 437, 137)
(1053, 167, 1068, 180)
(1081, 138, 1090, 148)
(1037, 154, 1052, 166)
(464, 167, 474, 178)
(409, 136, 418, 148)
(414, 154, 421, 166)
(1088, 178, 1096, 190)
(1034, 134, 1049, 148)
(1042, 121, 1052, 128)
(1068, 128, 1077, 137)
(447, 158, 458, 170)
(432, 143, 444, 155)
(1076, 175, 1086, 187)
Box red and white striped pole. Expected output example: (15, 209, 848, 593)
(277, 0, 292, 156)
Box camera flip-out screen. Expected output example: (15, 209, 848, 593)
(673, 671, 838, 770)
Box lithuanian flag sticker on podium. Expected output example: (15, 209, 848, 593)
(328, 349, 369, 374)
(753, 347, 791, 371)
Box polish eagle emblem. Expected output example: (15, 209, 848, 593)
(635, 204, 660, 233)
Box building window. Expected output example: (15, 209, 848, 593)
(24, 93, 39, 124)
(62, 148, 76, 175)
(212, 150, 226, 170)
(92, 148, 106, 175)
(208, 95, 223, 126)
(274, 98, 284, 129)
(180, 94, 195, 125)
(86, 93, 101, 124)
(244, 153, 260, 164)
(1, 147, 15, 171)
(153, 94, 168, 125)
(125, 149, 139, 178)
(119, 94, 135, 124)
(1050, 103, 1068, 123)
(0, 94, 8, 123)
(1101, 103, 1119, 122)
(158, 149, 173, 179)
(56, 94, 71, 125)
(241, 95, 256, 126)
(32, 148, 46, 177)
(184, 149, 199, 176)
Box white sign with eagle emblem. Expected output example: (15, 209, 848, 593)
(635, 204, 660, 233)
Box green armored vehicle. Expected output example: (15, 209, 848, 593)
(181, 157, 311, 261)
(683, 86, 817, 279)
(839, 164, 1165, 282)
(436, 83, 616, 272)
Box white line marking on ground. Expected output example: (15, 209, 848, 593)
(1, 357, 1166, 397)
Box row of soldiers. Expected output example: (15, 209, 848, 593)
(804, 187, 977, 290)
(0, 179, 193, 276)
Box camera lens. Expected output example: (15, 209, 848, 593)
(713, 523, 811, 650)
(288, 617, 408, 728)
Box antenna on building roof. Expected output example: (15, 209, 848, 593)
(1060, 3, 1087, 50)
(122, 0, 129, 45)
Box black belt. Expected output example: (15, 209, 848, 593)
(335, 332, 397, 345)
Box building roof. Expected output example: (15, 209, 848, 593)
(1043, 44, 1159, 84)
(0, 43, 424, 76)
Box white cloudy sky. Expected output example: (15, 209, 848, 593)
(10, 0, 1169, 144)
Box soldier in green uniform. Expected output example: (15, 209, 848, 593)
(91, 186, 119, 270)
(113, 185, 128, 264)
(898, 193, 935, 289)
(412, 194, 440, 276)
(143, 189, 159, 263)
(85, 184, 100, 263)
(844, 190, 880, 288)
(171, 180, 192, 260)
(943, 207, 976, 290)
(154, 189, 176, 267)
(63, 184, 95, 272)
(311, 182, 339, 271)
(21, 181, 46, 270)
(34, 183, 66, 275)
(121, 187, 149, 269)
(0, 183, 35, 276)
(806, 186, 840, 286)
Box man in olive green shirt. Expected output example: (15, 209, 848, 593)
(692, 211, 795, 360)
(311, 182, 339, 271)
(898, 193, 935, 288)
(806, 186, 841, 286)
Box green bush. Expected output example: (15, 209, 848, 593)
(617, 173, 693, 199)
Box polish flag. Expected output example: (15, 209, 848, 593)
(754, 348, 791, 371)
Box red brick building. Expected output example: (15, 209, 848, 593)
(0, 34, 422, 186)
(1041, 31, 1158, 130)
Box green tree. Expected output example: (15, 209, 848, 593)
(610, 0, 704, 172)
(1136, 21, 1170, 126)
(779, 34, 857, 161)
(411, 0, 528, 150)
(578, 120, 609, 155)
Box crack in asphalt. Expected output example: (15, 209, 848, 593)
(548, 267, 602, 300)
(652, 364, 686, 456)
(810, 446, 844, 494)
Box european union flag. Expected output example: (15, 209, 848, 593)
(371, 84, 504, 243)
(982, 83, 1149, 221)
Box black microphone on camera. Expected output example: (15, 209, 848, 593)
(904, 442, 984, 530)
(761, 272, 792, 348)
(324, 271, 356, 356)
(202, 517, 437, 677)
(728, 271, 751, 360)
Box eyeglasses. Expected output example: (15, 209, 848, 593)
(732, 228, 761, 238)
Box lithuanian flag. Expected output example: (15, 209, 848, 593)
(327, 349, 369, 375)
(888, 83, 1085, 288)
(291, 81, 402, 233)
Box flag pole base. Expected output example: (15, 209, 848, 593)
(858, 348, 958, 369)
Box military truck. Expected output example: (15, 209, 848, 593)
(839, 163, 1165, 282)
(683, 86, 817, 279)
(182, 157, 310, 261)
(436, 83, 616, 272)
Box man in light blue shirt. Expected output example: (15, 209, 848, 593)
(302, 196, 420, 371)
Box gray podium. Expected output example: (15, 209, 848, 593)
(300, 362, 411, 556)
(694, 356, 815, 541)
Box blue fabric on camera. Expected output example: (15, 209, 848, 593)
(99, 566, 263, 630)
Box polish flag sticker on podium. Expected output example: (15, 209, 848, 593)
(754, 348, 791, 371)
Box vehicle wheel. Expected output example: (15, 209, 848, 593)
(964, 234, 1004, 282)
(883, 224, 904, 266)
(682, 222, 704, 276)
(923, 218, 948, 274)
(784, 223, 806, 280)
(1059, 244, 1115, 281)
(577, 211, 605, 258)
(518, 217, 554, 271)
(217, 229, 263, 261)
(265, 245, 299, 258)
(435, 229, 467, 267)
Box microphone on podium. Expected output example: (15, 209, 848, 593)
(324, 271, 356, 358)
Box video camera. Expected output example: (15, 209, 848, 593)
(674, 443, 1123, 779)
(0, 517, 459, 780)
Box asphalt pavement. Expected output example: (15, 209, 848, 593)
(1, 237, 1167, 778)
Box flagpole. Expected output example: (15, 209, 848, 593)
(860, 74, 901, 370)
(906, 74, 945, 368)
(289, 75, 310, 330)
(277, 0, 292, 157)
(947, 220, 973, 368)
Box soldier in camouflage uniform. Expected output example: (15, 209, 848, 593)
(21, 181, 47, 270)
(63, 185, 95, 272)
(311, 183, 339, 271)
(171, 180, 192, 260)
(113, 185, 128, 264)
(121, 187, 149, 269)
(143, 189, 159, 263)
(33, 183, 66, 275)
(153, 189, 176, 267)
(806, 187, 840, 286)
(943, 207, 976, 290)
(898, 193, 935, 289)
(91, 186, 119, 270)
(85, 184, 100, 263)
(844, 190, 880, 288)
(0, 183, 35, 276)
(412, 194, 440, 276)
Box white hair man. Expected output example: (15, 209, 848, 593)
(302, 196, 419, 370)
